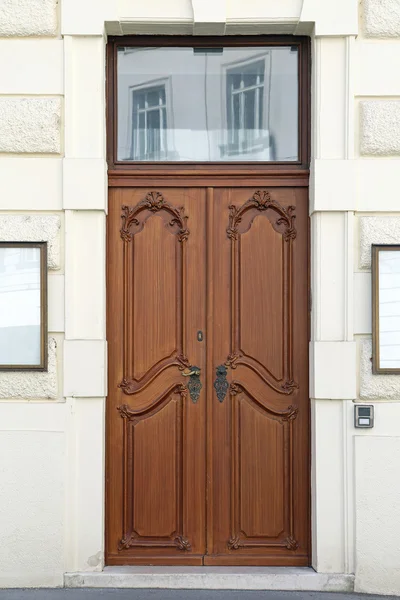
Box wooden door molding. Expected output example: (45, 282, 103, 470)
(117, 390, 191, 553)
(225, 189, 298, 396)
(227, 383, 299, 553)
(118, 190, 193, 397)
(120, 191, 190, 243)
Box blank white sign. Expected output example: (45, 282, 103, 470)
(378, 250, 400, 370)
(0, 246, 41, 366)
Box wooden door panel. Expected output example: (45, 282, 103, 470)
(119, 394, 185, 547)
(131, 215, 178, 380)
(226, 188, 298, 393)
(238, 397, 285, 539)
(206, 187, 309, 565)
(229, 388, 297, 552)
(106, 188, 206, 564)
(239, 215, 284, 381)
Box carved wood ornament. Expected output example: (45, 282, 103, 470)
(117, 384, 187, 420)
(228, 534, 298, 552)
(230, 382, 299, 422)
(227, 190, 296, 242)
(119, 534, 192, 552)
(118, 354, 191, 396)
(120, 191, 189, 242)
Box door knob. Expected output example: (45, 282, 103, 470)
(181, 366, 202, 403)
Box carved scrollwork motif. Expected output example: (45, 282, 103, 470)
(229, 381, 242, 396)
(227, 535, 299, 550)
(227, 189, 296, 242)
(117, 384, 187, 419)
(174, 536, 192, 551)
(120, 191, 190, 242)
(281, 380, 299, 395)
(285, 535, 299, 551)
(229, 375, 298, 397)
(225, 352, 242, 370)
(117, 403, 135, 420)
(227, 535, 298, 551)
(118, 533, 192, 551)
(118, 377, 188, 397)
(281, 404, 299, 422)
(176, 354, 191, 371)
(118, 534, 134, 551)
(229, 382, 299, 422)
(118, 354, 192, 396)
(227, 536, 241, 550)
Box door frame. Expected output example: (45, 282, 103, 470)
(105, 34, 311, 565)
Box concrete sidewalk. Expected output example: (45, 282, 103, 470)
(0, 592, 398, 600)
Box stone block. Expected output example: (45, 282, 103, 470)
(0, 97, 61, 154)
(363, 0, 400, 37)
(0, 338, 57, 400)
(0, 0, 57, 37)
(0, 214, 61, 270)
(360, 338, 400, 400)
(359, 216, 400, 270)
(360, 101, 400, 156)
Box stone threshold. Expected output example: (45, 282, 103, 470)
(64, 567, 354, 591)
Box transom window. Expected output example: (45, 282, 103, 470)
(115, 43, 302, 163)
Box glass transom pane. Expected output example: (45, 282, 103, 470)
(117, 46, 299, 162)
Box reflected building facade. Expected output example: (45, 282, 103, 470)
(117, 46, 298, 162)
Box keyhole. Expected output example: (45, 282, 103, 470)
(197, 331, 204, 342)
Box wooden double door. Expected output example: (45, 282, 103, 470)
(106, 183, 309, 566)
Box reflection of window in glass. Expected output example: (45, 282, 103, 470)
(225, 60, 268, 157)
(117, 46, 299, 162)
(131, 85, 167, 160)
(21, 247, 38, 268)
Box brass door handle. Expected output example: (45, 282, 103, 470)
(182, 368, 201, 377)
(181, 366, 202, 403)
